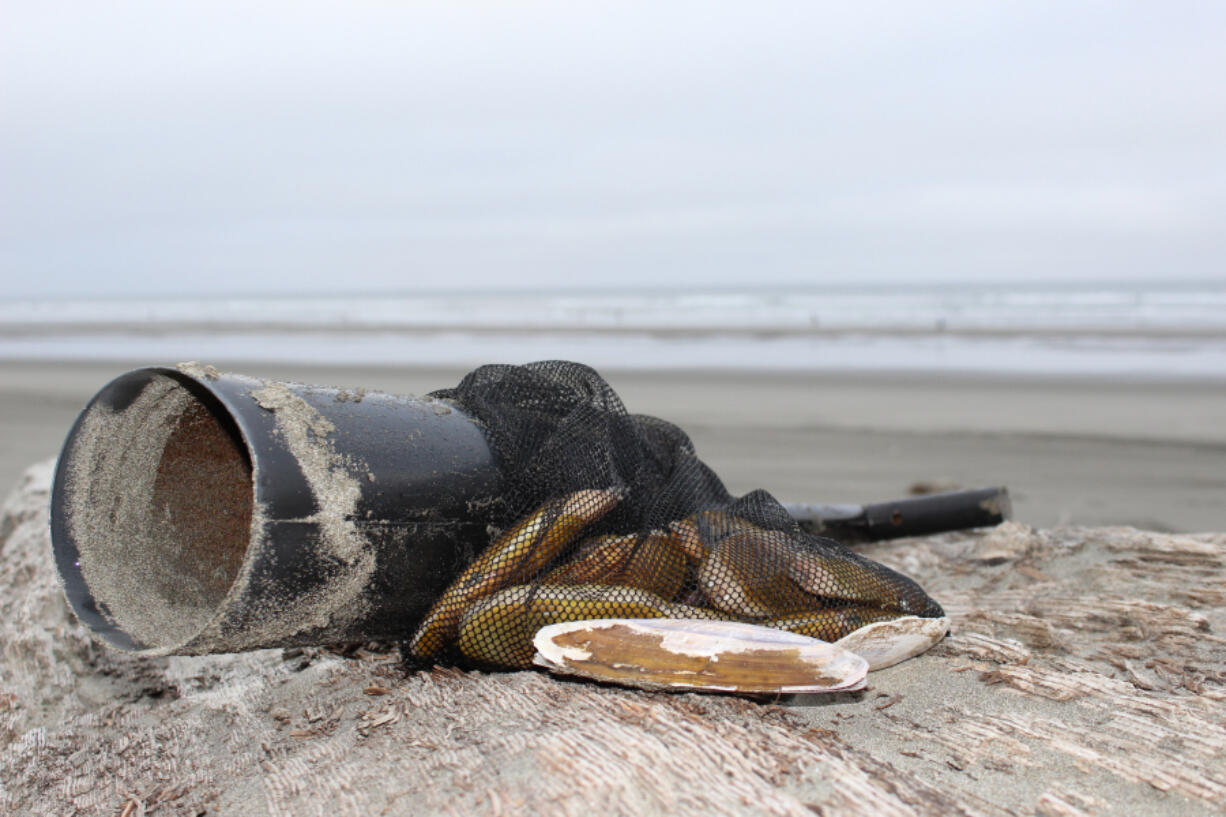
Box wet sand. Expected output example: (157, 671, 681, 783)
(2, 358, 1223, 532)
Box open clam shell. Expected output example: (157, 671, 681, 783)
(533, 618, 869, 694)
(833, 614, 951, 671)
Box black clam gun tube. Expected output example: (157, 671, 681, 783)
(783, 486, 1012, 542)
(50, 366, 504, 655)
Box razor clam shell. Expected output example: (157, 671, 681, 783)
(408, 488, 618, 658)
(456, 584, 675, 667)
(533, 617, 869, 694)
(834, 615, 951, 671)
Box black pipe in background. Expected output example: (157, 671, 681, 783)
(784, 486, 1012, 543)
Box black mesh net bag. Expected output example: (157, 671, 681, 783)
(407, 361, 943, 669)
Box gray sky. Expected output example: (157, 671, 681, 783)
(2, 1, 1224, 297)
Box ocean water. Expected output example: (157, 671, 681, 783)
(2, 282, 1224, 378)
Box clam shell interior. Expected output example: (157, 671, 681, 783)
(533, 618, 869, 694)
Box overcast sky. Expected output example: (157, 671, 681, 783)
(2, 1, 1224, 297)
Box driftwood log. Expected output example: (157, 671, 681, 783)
(2, 461, 1223, 816)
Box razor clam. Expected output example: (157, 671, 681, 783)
(543, 531, 688, 600)
(541, 534, 639, 584)
(456, 583, 675, 667)
(408, 488, 619, 658)
(667, 516, 707, 562)
(834, 615, 951, 671)
(533, 618, 869, 694)
(668, 509, 773, 562)
(665, 601, 737, 621)
(695, 529, 797, 618)
(691, 509, 773, 543)
(762, 606, 903, 642)
(787, 550, 885, 606)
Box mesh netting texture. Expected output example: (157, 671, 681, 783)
(408, 361, 943, 668)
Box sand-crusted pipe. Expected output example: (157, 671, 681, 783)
(50, 364, 504, 655)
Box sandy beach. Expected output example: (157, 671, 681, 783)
(7, 6, 1226, 809)
(3, 358, 1225, 815)
(3, 358, 1223, 532)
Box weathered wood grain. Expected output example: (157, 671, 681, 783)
(2, 463, 1223, 816)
